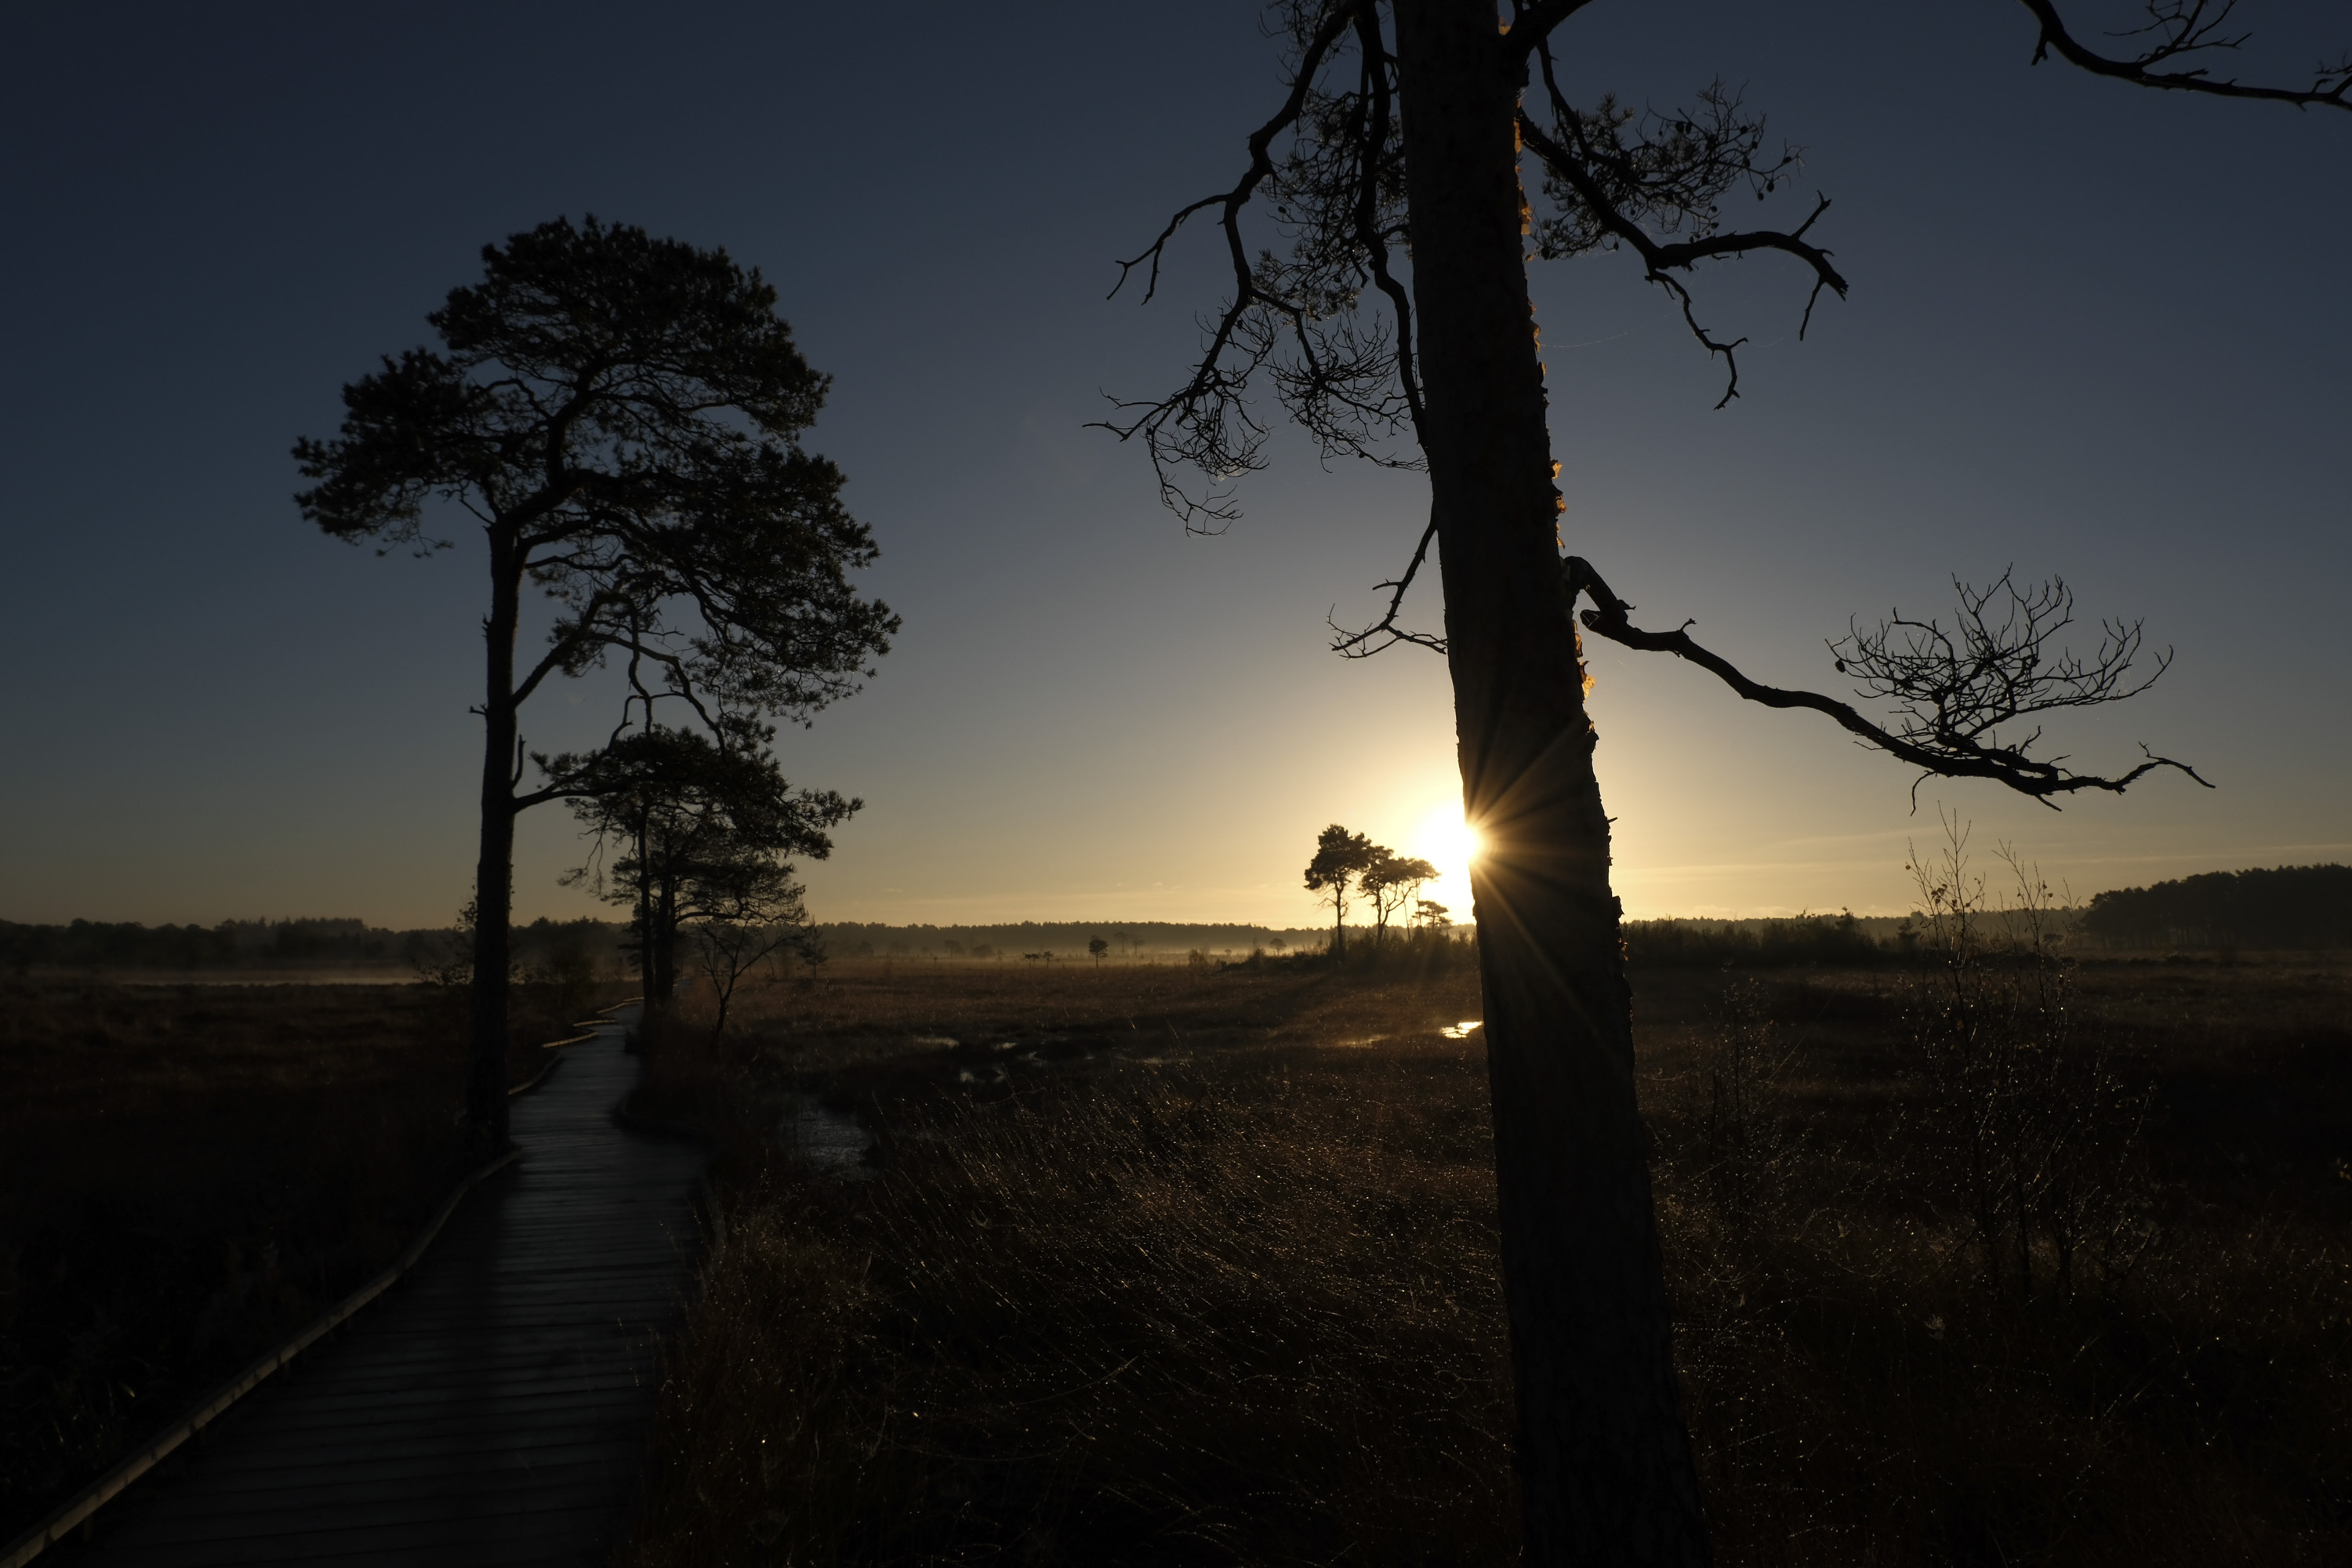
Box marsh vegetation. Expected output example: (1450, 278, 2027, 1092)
(619, 939, 2349, 1566)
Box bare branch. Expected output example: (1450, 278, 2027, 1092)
(1523, 48, 1849, 408)
(1093, 2, 1365, 528)
(1097, 3, 1427, 528)
(1563, 556, 2212, 804)
(1352, 2, 1425, 434)
(1828, 568, 2178, 767)
(1104, 198, 1225, 308)
(1329, 511, 1446, 657)
(2018, 0, 2351, 110)
(1503, 0, 1606, 50)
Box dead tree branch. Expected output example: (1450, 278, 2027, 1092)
(1523, 47, 1849, 408)
(2018, 0, 2351, 110)
(1330, 512, 1444, 656)
(1091, 2, 1375, 529)
(1563, 556, 2212, 805)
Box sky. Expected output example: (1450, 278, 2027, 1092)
(1, 1, 2345, 931)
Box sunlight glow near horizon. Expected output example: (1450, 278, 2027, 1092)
(1410, 802, 1481, 921)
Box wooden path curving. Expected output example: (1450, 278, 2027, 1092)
(74, 1010, 707, 1566)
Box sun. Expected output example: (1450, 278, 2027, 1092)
(1410, 802, 1483, 910)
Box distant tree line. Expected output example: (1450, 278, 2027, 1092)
(1622, 913, 1893, 970)
(816, 920, 1329, 959)
(20, 866, 2335, 976)
(2075, 865, 2350, 951)
(0, 916, 632, 974)
(0, 920, 252, 970)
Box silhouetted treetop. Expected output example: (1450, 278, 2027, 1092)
(545, 720, 855, 1010)
(295, 214, 895, 722)
(1304, 823, 1379, 955)
(543, 720, 854, 857)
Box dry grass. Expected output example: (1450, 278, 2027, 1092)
(0, 976, 615, 1544)
(621, 953, 2350, 1566)
(1637, 959, 2352, 1566)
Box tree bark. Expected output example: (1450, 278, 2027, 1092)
(1391, 2, 1710, 1561)
(652, 876, 679, 1009)
(466, 532, 521, 1153)
(633, 801, 654, 1002)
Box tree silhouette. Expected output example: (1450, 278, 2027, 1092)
(546, 719, 851, 1018)
(1302, 823, 1377, 956)
(688, 854, 817, 1048)
(1361, 848, 1439, 944)
(296, 216, 895, 1151)
(1105, 4, 2341, 1559)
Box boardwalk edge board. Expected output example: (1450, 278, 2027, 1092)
(509, 1047, 570, 1096)
(0, 1018, 616, 1568)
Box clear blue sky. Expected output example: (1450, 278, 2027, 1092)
(2, 1, 2344, 930)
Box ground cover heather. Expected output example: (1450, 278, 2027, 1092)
(623, 948, 2348, 1566)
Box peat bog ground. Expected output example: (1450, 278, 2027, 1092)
(5, 949, 2342, 1564)
(622, 948, 2350, 1567)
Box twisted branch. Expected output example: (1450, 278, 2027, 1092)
(2019, 0, 2351, 109)
(1524, 46, 1848, 408)
(1330, 512, 1444, 656)
(1563, 556, 2212, 805)
(1091, 2, 1366, 528)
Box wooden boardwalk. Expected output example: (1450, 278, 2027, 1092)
(78, 1012, 707, 1566)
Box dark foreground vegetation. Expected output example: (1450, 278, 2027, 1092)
(0, 975, 616, 1545)
(619, 942, 2350, 1566)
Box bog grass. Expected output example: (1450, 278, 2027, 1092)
(627, 958, 1506, 1566)
(620, 948, 2350, 1566)
(0, 976, 614, 1544)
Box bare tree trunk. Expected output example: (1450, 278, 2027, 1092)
(467, 536, 521, 1153)
(633, 799, 654, 1000)
(709, 978, 734, 1047)
(1392, 2, 1709, 1560)
(652, 878, 679, 1009)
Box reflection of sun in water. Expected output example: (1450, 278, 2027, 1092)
(1411, 803, 1483, 918)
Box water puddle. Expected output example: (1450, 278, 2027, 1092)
(1439, 1020, 1483, 1040)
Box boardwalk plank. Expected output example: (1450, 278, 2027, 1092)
(172, 1395, 661, 1448)
(147, 1445, 639, 1500)
(78, 1013, 705, 1567)
(91, 1498, 624, 1567)
(166, 1432, 646, 1484)
(88, 1475, 648, 1546)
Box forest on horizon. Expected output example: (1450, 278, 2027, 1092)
(5, 864, 2345, 972)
